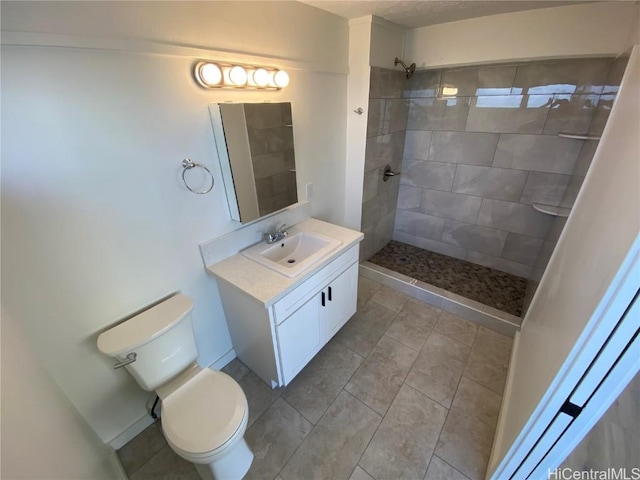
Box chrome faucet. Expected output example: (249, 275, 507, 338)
(266, 224, 289, 244)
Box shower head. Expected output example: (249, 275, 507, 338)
(394, 57, 417, 79)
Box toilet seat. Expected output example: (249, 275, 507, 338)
(161, 368, 248, 458)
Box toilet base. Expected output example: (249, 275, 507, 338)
(193, 438, 254, 480)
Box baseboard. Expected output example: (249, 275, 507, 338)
(108, 411, 156, 450)
(108, 448, 129, 479)
(208, 347, 236, 371)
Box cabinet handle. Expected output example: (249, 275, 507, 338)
(328, 286, 332, 302)
(321, 291, 326, 307)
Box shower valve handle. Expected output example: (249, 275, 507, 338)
(383, 165, 400, 182)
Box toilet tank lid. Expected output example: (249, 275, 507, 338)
(97, 294, 194, 357)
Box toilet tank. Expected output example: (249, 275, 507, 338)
(97, 294, 199, 391)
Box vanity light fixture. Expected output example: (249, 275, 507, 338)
(194, 61, 289, 90)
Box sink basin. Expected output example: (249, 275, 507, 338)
(242, 231, 342, 277)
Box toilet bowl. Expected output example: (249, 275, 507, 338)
(158, 365, 253, 480)
(97, 294, 254, 480)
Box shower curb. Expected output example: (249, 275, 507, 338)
(360, 261, 521, 338)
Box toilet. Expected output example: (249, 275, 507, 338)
(97, 294, 253, 480)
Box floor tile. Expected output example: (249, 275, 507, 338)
(349, 466, 375, 480)
(357, 276, 382, 310)
(245, 398, 313, 480)
(425, 455, 471, 480)
(283, 340, 363, 424)
(370, 284, 411, 312)
(222, 359, 280, 427)
(345, 335, 418, 415)
(434, 311, 478, 346)
(386, 298, 440, 351)
(464, 327, 513, 395)
(280, 391, 381, 480)
(405, 332, 471, 408)
(334, 300, 397, 357)
(435, 377, 502, 480)
(129, 445, 199, 480)
(117, 422, 167, 476)
(359, 384, 448, 480)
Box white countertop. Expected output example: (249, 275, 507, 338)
(206, 218, 364, 306)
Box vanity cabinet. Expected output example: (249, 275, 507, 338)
(276, 261, 358, 384)
(217, 245, 359, 388)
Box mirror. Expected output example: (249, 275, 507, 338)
(209, 102, 298, 223)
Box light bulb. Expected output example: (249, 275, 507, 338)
(197, 63, 222, 86)
(229, 66, 248, 86)
(273, 70, 290, 88)
(252, 68, 270, 88)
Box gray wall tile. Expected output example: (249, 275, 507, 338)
(588, 94, 615, 135)
(365, 131, 405, 172)
(370, 67, 405, 99)
(441, 220, 507, 257)
(403, 130, 433, 161)
(501, 233, 544, 266)
(420, 189, 482, 223)
(493, 134, 582, 174)
(452, 165, 528, 202)
(367, 99, 385, 137)
(572, 140, 598, 176)
(428, 131, 499, 166)
(477, 199, 553, 238)
(466, 95, 551, 134)
(441, 65, 516, 97)
(362, 190, 396, 230)
(520, 172, 570, 206)
(407, 97, 470, 131)
(362, 168, 380, 203)
(602, 56, 629, 95)
(394, 209, 445, 240)
(397, 185, 422, 210)
(386, 99, 410, 134)
(559, 175, 584, 209)
(408, 70, 440, 98)
(511, 58, 610, 95)
(543, 94, 599, 135)
(413, 235, 468, 260)
(401, 160, 456, 191)
(466, 250, 532, 278)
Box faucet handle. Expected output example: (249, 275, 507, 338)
(277, 223, 288, 233)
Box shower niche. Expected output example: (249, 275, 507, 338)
(360, 56, 629, 319)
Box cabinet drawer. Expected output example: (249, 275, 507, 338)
(272, 245, 359, 325)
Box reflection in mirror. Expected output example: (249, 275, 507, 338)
(209, 102, 298, 223)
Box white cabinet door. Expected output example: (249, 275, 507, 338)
(325, 262, 359, 338)
(276, 293, 323, 385)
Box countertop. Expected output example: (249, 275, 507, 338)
(206, 218, 364, 307)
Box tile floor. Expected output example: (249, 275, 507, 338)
(118, 276, 512, 480)
(370, 240, 527, 317)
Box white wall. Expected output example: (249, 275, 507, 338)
(343, 15, 405, 230)
(1, 307, 126, 479)
(405, 2, 637, 69)
(369, 16, 406, 69)
(344, 17, 372, 230)
(1, 1, 348, 445)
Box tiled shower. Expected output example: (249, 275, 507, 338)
(361, 57, 628, 317)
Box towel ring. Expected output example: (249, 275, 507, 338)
(181, 158, 214, 195)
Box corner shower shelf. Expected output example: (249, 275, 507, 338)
(532, 204, 571, 218)
(557, 133, 601, 141)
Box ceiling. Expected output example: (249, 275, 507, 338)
(298, 1, 591, 28)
